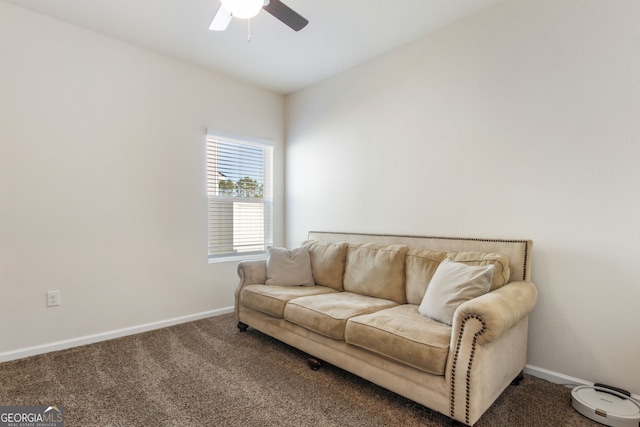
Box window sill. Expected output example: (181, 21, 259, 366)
(208, 253, 267, 264)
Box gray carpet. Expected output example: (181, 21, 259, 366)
(0, 313, 599, 426)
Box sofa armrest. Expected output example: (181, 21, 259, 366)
(237, 260, 267, 287)
(234, 260, 267, 321)
(447, 280, 538, 425)
(453, 280, 538, 345)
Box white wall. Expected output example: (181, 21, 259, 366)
(285, 0, 640, 394)
(0, 2, 284, 356)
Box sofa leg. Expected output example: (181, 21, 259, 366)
(237, 322, 248, 332)
(307, 357, 322, 370)
(511, 370, 525, 386)
(450, 419, 468, 427)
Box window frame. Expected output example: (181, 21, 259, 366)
(206, 131, 274, 263)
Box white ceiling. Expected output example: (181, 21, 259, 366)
(3, 0, 505, 94)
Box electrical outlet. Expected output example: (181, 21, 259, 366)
(47, 290, 61, 307)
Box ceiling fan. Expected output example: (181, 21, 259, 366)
(209, 0, 309, 32)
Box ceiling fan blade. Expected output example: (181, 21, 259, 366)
(209, 4, 233, 31)
(263, 0, 308, 31)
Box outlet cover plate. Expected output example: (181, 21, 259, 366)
(47, 290, 61, 307)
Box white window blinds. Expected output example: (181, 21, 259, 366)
(206, 134, 273, 260)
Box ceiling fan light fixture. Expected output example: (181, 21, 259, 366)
(221, 0, 264, 19)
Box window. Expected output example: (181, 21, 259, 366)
(206, 133, 273, 261)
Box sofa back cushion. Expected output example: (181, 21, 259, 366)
(447, 251, 510, 288)
(343, 243, 409, 304)
(302, 240, 349, 291)
(405, 249, 448, 305)
(405, 249, 510, 305)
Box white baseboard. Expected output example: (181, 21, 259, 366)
(0, 306, 234, 363)
(524, 364, 590, 387)
(524, 364, 640, 401)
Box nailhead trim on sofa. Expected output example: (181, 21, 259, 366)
(450, 314, 487, 425)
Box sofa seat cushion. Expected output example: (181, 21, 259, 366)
(240, 284, 338, 318)
(284, 292, 398, 340)
(344, 305, 452, 375)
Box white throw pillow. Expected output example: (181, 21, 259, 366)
(418, 259, 494, 325)
(265, 246, 315, 286)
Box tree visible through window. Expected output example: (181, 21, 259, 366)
(219, 176, 263, 198)
(206, 133, 273, 260)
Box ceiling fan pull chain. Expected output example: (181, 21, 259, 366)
(247, 18, 252, 43)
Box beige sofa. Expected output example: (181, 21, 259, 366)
(234, 232, 538, 426)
